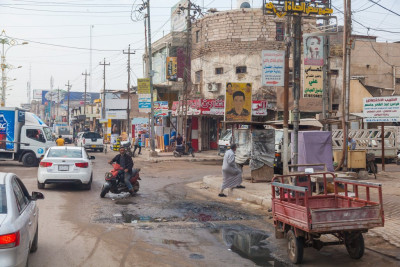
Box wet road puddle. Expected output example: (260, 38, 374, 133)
(162, 239, 189, 248)
(213, 225, 286, 266)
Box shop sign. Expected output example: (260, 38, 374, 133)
(363, 97, 400, 122)
(137, 78, 150, 94)
(261, 50, 285, 87)
(252, 100, 268, 116)
(303, 65, 323, 98)
(154, 101, 169, 117)
(201, 99, 225, 116)
(138, 94, 151, 113)
(265, 1, 333, 18)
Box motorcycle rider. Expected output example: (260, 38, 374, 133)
(108, 147, 135, 195)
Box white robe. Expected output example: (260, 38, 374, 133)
(221, 149, 242, 190)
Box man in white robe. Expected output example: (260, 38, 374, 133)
(219, 144, 245, 197)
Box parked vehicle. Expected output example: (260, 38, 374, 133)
(0, 173, 44, 267)
(76, 131, 104, 152)
(218, 129, 232, 156)
(0, 108, 56, 167)
(53, 124, 73, 144)
(37, 146, 94, 190)
(272, 172, 384, 264)
(173, 142, 195, 157)
(100, 163, 141, 198)
(332, 128, 398, 161)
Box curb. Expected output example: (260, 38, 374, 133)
(146, 157, 223, 163)
(202, 175, 271, 208)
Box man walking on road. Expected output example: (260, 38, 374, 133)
(56, 135, 65, 146)
(133, 134, 142, 156)
(218, 144, 245, 197)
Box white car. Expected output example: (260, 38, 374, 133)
(76, 132, 104, 152)
(37, 146, 94, 190)
(0, 173, 44, 267)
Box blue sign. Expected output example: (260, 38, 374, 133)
(0, 110, 16, 151)
(42, 91, 100, 105)
(18, 110, 25, 122)
(37, 148, 44, 154)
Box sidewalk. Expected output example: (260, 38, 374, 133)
(201, 169, 400, 248)
(136, 148, 223, 163)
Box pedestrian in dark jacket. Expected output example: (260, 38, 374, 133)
(108, 147, 135, 194)
(133, 134, 142, 156)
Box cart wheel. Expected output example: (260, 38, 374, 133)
(287, 230, 304, 264)
(345, 232, 364, 259)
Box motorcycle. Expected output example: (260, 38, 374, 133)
(173, 141, 195, 157)
(100, 163, 141, 198)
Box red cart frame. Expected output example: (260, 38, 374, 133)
(271, 172, 384, 264)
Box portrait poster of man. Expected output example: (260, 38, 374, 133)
(225, 82, 252, 122)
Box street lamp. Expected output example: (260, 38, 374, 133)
(0, 31, 28, 107)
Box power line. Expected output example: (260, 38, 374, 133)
(367, 0, 400, 17)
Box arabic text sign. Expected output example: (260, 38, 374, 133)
(261, 50, 285, 87)
(303, 65, 323, 98)
(138, 94, 151, 113)
(363, 97, 400, 122)
(252, 100, 268, 116)
(154, 101, 169, 117)
(137, 78, 150, 94)
(265, 1, 333, 18)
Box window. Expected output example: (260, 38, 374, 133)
(83, 132, 102, 139)
(195, 70, 203, 83)
(26, 129, 46, 143)
(196, 30, 200, 43)
(0, 185, 7, 214)
(47, 148, 83, 158)
(236, 66, 247, 74)
(276, 22, 284, 41)
(12, 178, 29, 213)
(331, 69, 339, 75)
(396, 78, 400, 84)
(215, 68, 223, 75)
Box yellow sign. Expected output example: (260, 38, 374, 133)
(265, 1, 333, 17)
(137, 78, 150, 94)
(166, 57, 178, 81)
(225, 83, 252, 122)
(303, 65, 323, 98)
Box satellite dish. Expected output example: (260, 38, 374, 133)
(240, 2, 251, 8)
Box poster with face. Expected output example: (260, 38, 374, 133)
(303, 34, 324, 66)
(225, 82, 252, 122)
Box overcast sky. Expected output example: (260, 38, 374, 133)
(1, 0, 398, 107)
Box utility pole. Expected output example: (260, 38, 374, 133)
(292, 15, 302, 167)
(182, 0, 192, 144)
(146, 0, 156, 154)
(99, 58, 110, 121)
(65, 81, 72, 126)
(337, 0, 351, 171)
(82, 70, 90, 125)
(123, 45, 135, 137)
(57, 87, 60, 121)
(283, 15, 291, 175)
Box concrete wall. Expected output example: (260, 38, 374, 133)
(349, 79, 372, 113)
(351, 40, 400, 94)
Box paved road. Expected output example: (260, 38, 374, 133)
(1, 150, 398, 266)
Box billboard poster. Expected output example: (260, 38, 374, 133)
(166, 57, 178, 81)
(154, 101, 169, 117)
(261, 50, 285, 87)
(33, 89, 42, 99)
(303, 66, 323, 98)
(138, 94, 151, 113)
(304, 34, 324, 66)
(42, 90, 100, 105)
(171, 0, 187, 32)
(0, 110, 16, 151)
(363, 97, 400, 122)
(225, 83, 252, 122)
(137, 78, 150, 94)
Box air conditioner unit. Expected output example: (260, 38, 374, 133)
(207, 83, 218, 92)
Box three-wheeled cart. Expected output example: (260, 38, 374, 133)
(271, 172, 384, 264)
